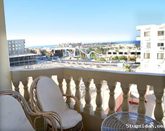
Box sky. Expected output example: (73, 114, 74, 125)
(4, 0, 165, 47)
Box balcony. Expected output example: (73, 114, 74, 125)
(10, 66, 165, 131)
(1, 0, 165, 130)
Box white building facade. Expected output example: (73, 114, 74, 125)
(136, 24, 165, 72)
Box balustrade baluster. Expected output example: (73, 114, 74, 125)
(94, 80, 103, 117)
(22, 78, 30, 103)
(121, 84, 129, 112)
(57, 77, 64, 94)
(84, 79, 92, 114)
(108, 82, 116, 114)
(73, 78, 81, 112)
(75, 79, 81, 100)
(13, 81, 20, 93)
(154, 87, 163, 122)
(65, 77, 72, 106)
(137, 84, 146, 115)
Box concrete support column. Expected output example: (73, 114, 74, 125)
(0, 0, 11, 90)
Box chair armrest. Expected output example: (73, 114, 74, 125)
(63, 94, 80, 112)
(31, 111, 59, 131)
(45, 111, 63, 131)
(33, 110, 64, 131)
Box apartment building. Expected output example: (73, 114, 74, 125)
(136, 24, 165, 71)
(8, 39, 37, 66)
(8, 39, 26, 55)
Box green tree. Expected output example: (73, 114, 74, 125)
(95, 47, 102, 54)
(118, 56, 127, 61)
(90, 52, 97, 59)
(112, 56, 119, 60)
(40, 50, 47, 56)
(96, 57, 106, 62)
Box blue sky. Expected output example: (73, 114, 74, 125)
(4, 0, 165, 46)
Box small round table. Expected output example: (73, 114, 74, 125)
(101, 112, 164, 131)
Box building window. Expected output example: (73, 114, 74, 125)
(137, 52, 141, 55)
(158, 31, 164, 36)
(157, 53, 164, 59)
(146, 42, 151, 48)
(157, 43, 164, 47)
(144, 31, 150, 37)
(144, 53, 150, 59)
(131, 52, 135, 55)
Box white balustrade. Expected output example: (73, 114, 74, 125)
(10, 67, 165, 122)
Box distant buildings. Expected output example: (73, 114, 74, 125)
(106, 40, 141, 60)
(53, 41, 140, 61)
(8, 39, 37, 66)
(106, 49, 140, 59)
(136, 24, 165, 71)
(110, 40, 140, 45)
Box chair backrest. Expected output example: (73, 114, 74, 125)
(36, 76, 68, 114)
(0, 94, 34, 131)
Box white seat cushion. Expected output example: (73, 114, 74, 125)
(58, 109, 82, 129)
(37, 76, 68, 114)
(36, 76, 82, 129)
(0, 95, 34, 131)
